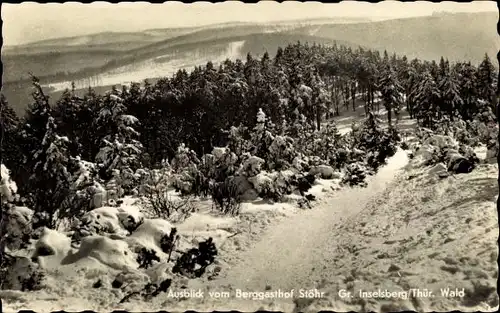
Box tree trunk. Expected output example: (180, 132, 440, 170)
(405, 87, 411, 117)
(334, 85, 340, 116)
(364, 87, 369, 116)
(328, 81, 334, 120)
(344, 85, 349, 111)
(351, 84, 356, 112)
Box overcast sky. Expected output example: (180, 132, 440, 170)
(2, 1, 497, 46)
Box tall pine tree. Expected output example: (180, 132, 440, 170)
(477, 53, 497, 105)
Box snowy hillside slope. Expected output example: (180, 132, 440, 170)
(298, 156, 499, 312)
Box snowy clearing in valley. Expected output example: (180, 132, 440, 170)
(44, 41, 246, 92)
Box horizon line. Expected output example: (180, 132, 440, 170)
(5, 10, 496, 48)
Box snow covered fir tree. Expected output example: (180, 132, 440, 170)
(0, 10, 499, 312)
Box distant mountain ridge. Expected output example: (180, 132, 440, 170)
(3, 16, 375, 49)
(301, 11, 499, 63)
(3, 12, 497, 82)
(4, 12, 496, 64)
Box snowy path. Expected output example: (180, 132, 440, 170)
(157, 149, 498, 312)
(214, 150, 409, 291)
(168, 149, 411, 311)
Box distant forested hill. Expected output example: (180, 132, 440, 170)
(298, 12, 499, 64)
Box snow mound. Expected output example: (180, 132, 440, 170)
(177, 213, 237, 232)
(12, 206, 34, 221)
(240, 201, 296, 216)
(89, 181, 108, 208)
(309, 165, 340, 179)
(78, 205, 144, 237)
(212, 147, 228, 160)
(239, 155, 265, 177)
(66, 235, 138, 272)
(174, 212, 239, 249)
(413, 144, 436, 165)
(125, 218, 173, 259)
(1, 163, 18, 202)
(117, 206, 144, 230)
(33, 228, 72, 268)
(308, 178, 340, 198)
(248, 171, 274, 194)
(5, 206, 33, 232)
(428, 163, 448, 176)
(423, 134, 458, 149)
(182, 229, 233, 250)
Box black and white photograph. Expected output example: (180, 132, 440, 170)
(0, 1, 499, 312)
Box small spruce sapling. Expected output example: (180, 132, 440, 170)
(160, 227, 179, 262)
(136, 247, 160, 269)
(172, 237, 218, 278)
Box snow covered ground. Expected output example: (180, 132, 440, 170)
(0, 178, 339, 312)
(335, 100, 415, 136)
(3, 146, 496, 312)
(299, 158, 499, 312)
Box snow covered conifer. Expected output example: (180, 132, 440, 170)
(1, 165, 34, 257)
(28, 116, 73, 228)
(476, 53, 497, 104)
(0, 95, 23, 176)
(414, 71, 441, 128)
(95, 94, 144, 191)
(310, 74, 330, 130)
(170, 143, 202, 195)
(454, 61, 479, 119)
(226, 125, 250, 157)
(171, 143, 200, 172)
(268, 135, 296, 170)
(16, 76, 55, 193)
(378, 65, 404, 126)
(67, 156, 102, 210)
(439, 68, 463, 121)
(249, 109, 276, 167)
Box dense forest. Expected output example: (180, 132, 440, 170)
(1, 42, 498, 287)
